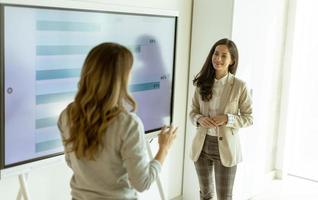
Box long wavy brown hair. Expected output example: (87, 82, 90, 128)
(64, 43, 136, 160)
(193, 38, 238, 101)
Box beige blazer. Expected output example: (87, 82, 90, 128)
(189, 73, 253, 167)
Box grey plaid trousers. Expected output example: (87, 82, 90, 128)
(194, 135, 237, 200)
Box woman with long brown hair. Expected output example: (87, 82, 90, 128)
(58, 42, 177, 199)
(190, 38, 253, 200)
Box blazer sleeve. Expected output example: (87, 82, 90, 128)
(226, 83, 253, 129)
(189, 87, 204, 127)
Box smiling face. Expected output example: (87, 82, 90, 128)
(212, 45, 233, 78)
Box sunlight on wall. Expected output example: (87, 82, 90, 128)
(285, 0, 318, 181)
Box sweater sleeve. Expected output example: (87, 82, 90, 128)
(120, 115, 161, 192)
(57, 110, 72, 168)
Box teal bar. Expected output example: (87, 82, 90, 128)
(36, 91, 76, 105)
(129, 82, 160, 92)
(36, 45, 92, 55)
(37, 20, 101, 32)
(36, 139, 62, 152)
(131, 45, 141, 53)
(36, 69, 81, 80)
(36, 116, 58, 129)
(36, 83, 159, 104)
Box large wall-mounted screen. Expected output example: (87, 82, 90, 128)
(0, 5, 177, 168)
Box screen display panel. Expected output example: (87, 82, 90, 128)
(1, 5, 176, 168)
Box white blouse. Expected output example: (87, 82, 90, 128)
(207, 74, 229, 136)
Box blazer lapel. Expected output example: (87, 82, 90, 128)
(219, 74, 235, 113)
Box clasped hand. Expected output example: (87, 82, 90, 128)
(198, 115, 227, 128)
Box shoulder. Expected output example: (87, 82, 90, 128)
(116, 111, 145, 136)
(230, 74, 248, 89)
(117, 111, 143, 127)
(57, 106, 70, 138)
(193, 86, 201, 95)
(58, 107, 68, 129)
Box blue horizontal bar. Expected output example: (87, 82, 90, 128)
(129, 82, 160, 92)
(36, 116, 58, 129)
(36, 45, 92, 55)
(37, 20, 101, 32)
(36, 69, 81, 80)
(36, 91, 76, 105)
(36, 139, 62, 152)
(133, 45, 141, 53)
(35, 127, 60, 143)
(36, 82, 159, 105)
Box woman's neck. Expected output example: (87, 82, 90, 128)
(215, 71, 228, 80)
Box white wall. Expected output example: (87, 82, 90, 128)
(0, 0, 192, 199)
(183, 0, 235, 199)
(231, 0, 289, 198)
(277, 0, 318, 181)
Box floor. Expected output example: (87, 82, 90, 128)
(249, 175, 318, 200)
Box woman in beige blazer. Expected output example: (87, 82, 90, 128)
(189, 38, 253, 200)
